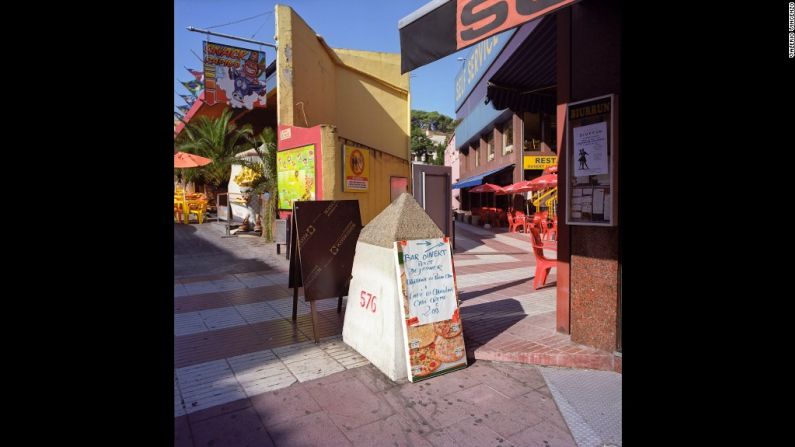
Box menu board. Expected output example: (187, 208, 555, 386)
(394, 238, 467, 382)
(289, 200, 362, 301)
(565, 94, 618, 226)
(277, 144, 316, 210)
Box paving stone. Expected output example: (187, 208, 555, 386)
(434, 415, 518, 447)
(284, 353, 346, 382)
(506, 419, 578, 447)
(267, 411, 353, 447)
(190, 406, 274, 447)
(305, 374, 395, 431)
(174, 415, 194, 447)
(250, 383, 322, 429)
(515, 389, 570, 432)
(345, 413, 433, 447)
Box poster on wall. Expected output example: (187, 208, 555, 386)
(277, 145, 316, 210)
(203, 42, 267, 110)
(565, 94, 617, 227)
(394, 238, 467, 382)
(573, 122, 608, 176)
(343, 145, 370, 192)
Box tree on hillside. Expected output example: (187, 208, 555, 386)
(411, 110, 459, 133)
(411, 127, 434, 162)
(411, 127, 446, 165)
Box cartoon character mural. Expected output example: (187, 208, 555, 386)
(204, 42, 267, 110)
(228, 51, 267, 105)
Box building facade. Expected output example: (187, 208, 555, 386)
(443, 0, 622, 355)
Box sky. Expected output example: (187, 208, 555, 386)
(174, 0, 468, 120)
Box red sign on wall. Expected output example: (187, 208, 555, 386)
(456, 0, 577, 49)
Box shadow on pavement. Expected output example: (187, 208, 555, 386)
(174, 223, 277, 278)
(458, 278, 530, 302)
(461, 298, 527, 351)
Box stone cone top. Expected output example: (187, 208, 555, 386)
(358, 193, 444, 248)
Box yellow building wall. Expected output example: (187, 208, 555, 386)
(275, 5, 337, 127)
(276, 5, 411, 224)
(319, 125, 411, 224)
(276, 5, 409, 160)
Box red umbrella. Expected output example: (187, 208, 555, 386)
(469, 183, 505, 193)
(468, 183, 505, 212)
(528, 174, 557, 189)
(174, 151, 212, 168)
(502, 180, 536, 194)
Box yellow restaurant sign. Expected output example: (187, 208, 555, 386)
(343, 144, 369, 192)
(523, 155, 557, 170)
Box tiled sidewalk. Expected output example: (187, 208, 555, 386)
(453, 223, 616, 371)
(174, 222, 619, 446)
(176, 358, 579, 447)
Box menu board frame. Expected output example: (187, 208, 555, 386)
(565, 94, 618, 227)
(394, 237, 467, 382)
(289, 200, 362, 342)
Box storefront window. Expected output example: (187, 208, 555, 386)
(502, 119, 514, 155)
(523, 112, 541, 151)
(486, 132, 494, 161)
(523, 112, 557, 152)
(542, 112, 557, 152)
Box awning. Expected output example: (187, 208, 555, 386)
(398, 0, 578, 73)
(485, 15, 557, 113)
(452, 163, 515, 189)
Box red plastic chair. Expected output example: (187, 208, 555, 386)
(495, 209, 507, 228)
(535, 211, 551, 239)
(547, 215, 558, 241)
(507, 212, 526, 233)
(481, 207, 492, 226)
(529, 226, 556, 289)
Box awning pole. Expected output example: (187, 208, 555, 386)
(187, 26, 277, 49)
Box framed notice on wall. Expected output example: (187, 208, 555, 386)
(343, 144, 369, 192)
(565, 94, 618, 226)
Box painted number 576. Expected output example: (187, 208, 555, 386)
(360, 290, 376, 313)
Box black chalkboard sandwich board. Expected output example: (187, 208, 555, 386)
(289, 200, 362, 342)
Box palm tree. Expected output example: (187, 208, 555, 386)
(176, 108, 255, 193)
(237, 128, 278, 241)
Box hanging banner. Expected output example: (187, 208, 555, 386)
(343, 145, 370, 192)
(203, 42, 267, 110)
(185, 67, 204, 82)
(180, 79, 203, 97)
(394, 238, 467, 382)
(277, 144, 316, 210)
(179, 94, 196, 106)
(399, 0, 578, 73)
